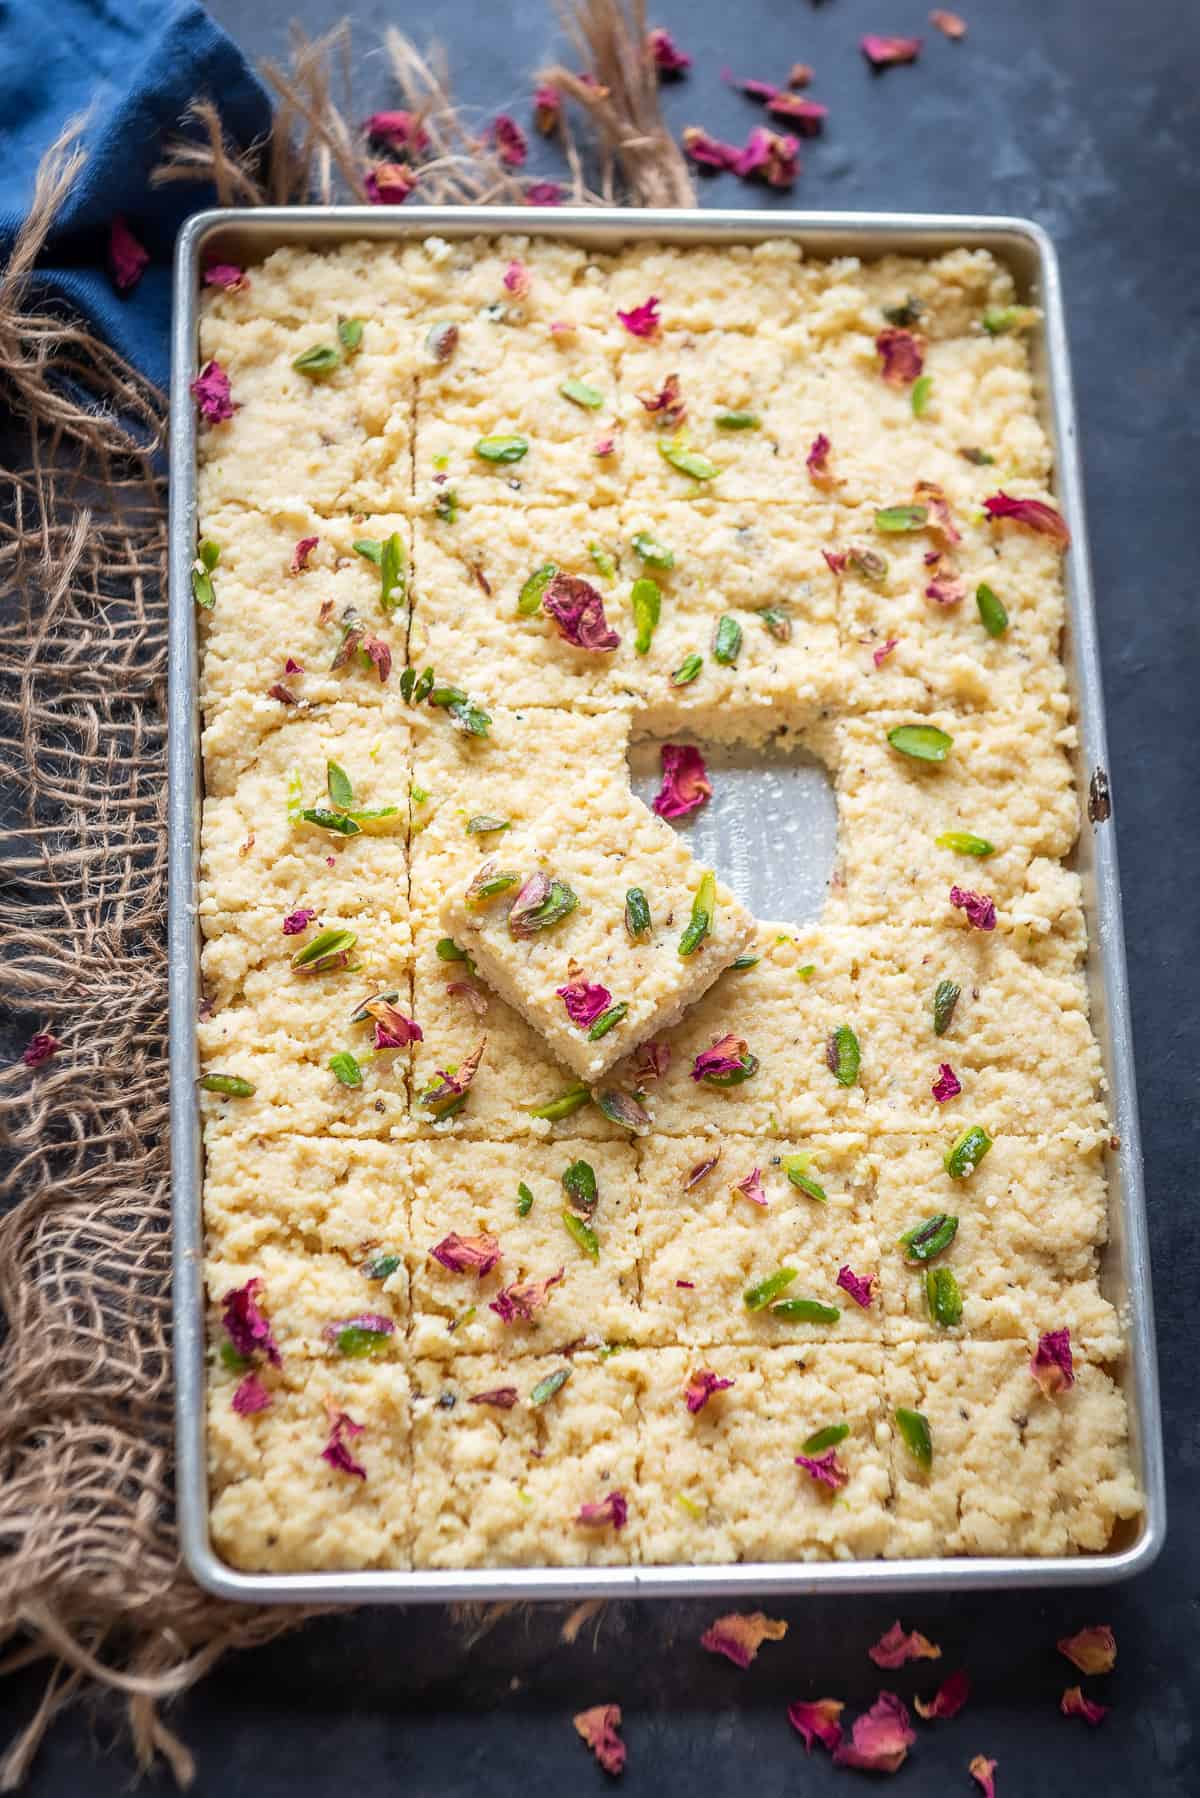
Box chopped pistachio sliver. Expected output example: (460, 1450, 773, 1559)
(530, 1366, 572, 1405)
(336, 1323, 390, 1358)
(659, 436, 718, 481)
(292, 342, 339, 376)
(465, 867, 520, 904)
(562, 1158, 598, 1213)
(436, 937, 468, 962)
(936, 830, 995, 857)
(379, 533, 407, 613)
(730, 954, 759, 971)
(219, 1340, 251, 1372)
(365, 1251, 401, 1279)
(744, 1266, 797, 1312)
(827, 1025, 860, 1088)
(895, 1406, 933, 1468)
(932, 978, 961, 1036)
(631, 577, 662, 655)
(796, 964, 815, 980)
(801, 1422, 850, 1455)
(671, 652, 703, 687)
(783, 1156, 827, 1202)
(509, 877, 577, 935)
(910, 374, 933, 417)
(714, 410, 760, 430)
(588, 543, 616, 580)
(982, 305, 1036, 336)
(772, 1297, 840, 1324)
(559, 376, 604, 408)
(517, 561, 558, 616)
(944, 1124, 992, 1180)
(875, 504, 929, 533)
(899, 1213, 959, 1262)
(191, 537, 220, 609)
(926, 1266, 963, 1328)
(676, 1492, 705, 1519)
(516, 1181, 534, 1217)
(562, 1209, 599, 1262)
(337, 316, 364, 353)
(678, 869, 716, 958)
(199, 1072, 255, 1098)
(759, 605, 791, 643)
(529, 1081, 591, 1121)
(434, 488, 458, 523)
(587, 1002, 628, 1041)
(327, 760, 354, 809)
(291, 926, 357, 971)
(631, 529, 674, 569)
(466, 815, 510, 835)
(976, 582, 1009, 637)
(883, 295, 924, 327)
(474, 434, 529, 463)
(329, 1051, 363, 1087)
(299, 807, 361, 836)
(411, 667, 435, 706)
(595, 1088, 652, 1133)
(712, 614, 742, 666)
(625, 887, 651, 939)
(286, 769, 304, 824)
(888, 722, 953, 763)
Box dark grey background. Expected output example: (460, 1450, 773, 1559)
(5, 0, 1199, 1791)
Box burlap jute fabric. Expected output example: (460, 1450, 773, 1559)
(0, 7, 692, 1786)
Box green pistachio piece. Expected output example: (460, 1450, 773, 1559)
(218, 1340, 251, 1371)
(744, 1267, 797, 1312)
(888, 723, 953, 762)
(631, 577, 662, 655)
(875, 504, 929, 533)
(982, 305, 1036, 336)
(199, 1072, 255, 1097)
(936, 831, 995, 857)
(759, 605, 791, 643)
(714, 410, 760, 430)
(529, 1082, 591, 1121)
(562, 1209, 599, 1261)
(827, 1025, 860, 1087)
(291, 927, 357, 971)
(329, 1051, 363, 1088)
(631, 530, 674, 569)
(783, 1156, 827, 1202)
(436, 938, 468, 962)
(659, 437, 719, 481)
(976, 582, 1009, 637)
(559, 377, 604, 409)
(895, 1406, 933, 1468)
(588, 543, 616, 580)
(883, 296, 924, 327)
(587, 1002, 628, 1041)
(299, 807, 361, 836)
(594, 1089, 652, 1133)
(518, 561, 558, 616)
(713, 614, 742, 665)
(530, 1366, 572, 1405)
(625, 887, 651, 939)
(670, 652, 703, 686)
(771, 1297, 840, 1323)
(944, 1125, 993, 1180)
(516, 1182, 534, 1216)
(292, 343, 339, 376)
(932, 978, 961, 1036)
(910, 374, 933, 417)
(379, 533, 407, 613)
(191, 538, 220, 609)
(562, 1158, 598, 1214)
(327, 760, 354, 809)
(337, 317, 365, 353)
(466, 815, 510, 835)
(336, 1324, 390, 1357)
(925, 1265, 964, 1328)
(399, 666, 416, 701)
(434, 489, 458, 523)
(678, 870, 716, 958)
(474, 434, 529, 463)
(364, 1252, 401, 1279)
(702, 1052, 759, 1087)
(899, 1213, 959, 1262)
(411, 667, 435, 706)
(800, 1422, 850, 1454)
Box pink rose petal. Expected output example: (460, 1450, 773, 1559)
(281, 907, 316, 935)
(364, 163, 418, 204)
(983, 491, 1071, 546)
(685, 1369, 736, 1414)
(617, 296, 661, 338)
(190, 361, 235, 422)
(861, 35, 924, 68)
(430, 1232, 501, 1277)
(21, 1032, 60, 1068)
(836, 1265, 878, 1310)
(932, 1063, 962, 1103)
(647, 27, 691, 76)
(321, 1409, 367, 1478)
(869, 1622, 942, 1669)
(1060, 1686, 1108, 1726)
(1057, 1626, 1116, 1676)
(492, 114, 528, 167)
(362, 110, 429, 153)
(833, 1692, 916, 1773)
(576, 1490, 628, 1529)
(220, 1276, 282, 1367)
(109, 216, 149, 293)
(290, 535, 319, 574)
(949, 885, 997, 931)
(232, 1372, 272, 1415)
(969, 1755, 998, 1798)
(733, 1167, 767, 1208)
(557, 979, 613, 1029)
(542, 573, 621, 650)
(795, 1448, 849, 1491)
(652, 743, 711, 819)
(788, 1698, 845, 1755)
(681, 127, 742, 173)
(876, 327, 926, 385)
(574, 1704, 626, 1776)
(700, 1611, 786, 1667)
(733, 127, 800, 188)
(489, 1267, 565, 1323)
(203, 262, 247, 292)
(914, 1669, 970, 1720)
(1031, 1327, 1075, 1397)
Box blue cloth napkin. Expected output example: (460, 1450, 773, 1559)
(0, 0, 271, 389)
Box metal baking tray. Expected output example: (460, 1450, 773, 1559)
(169, 205, 1165, 1603)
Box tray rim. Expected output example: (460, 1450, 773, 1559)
(169, 203, 1165, 1605)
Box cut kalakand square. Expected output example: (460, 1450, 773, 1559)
(439, 792, 755, 1083)
(202, 1133, 412, 1267)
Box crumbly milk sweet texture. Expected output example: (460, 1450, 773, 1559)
(196, 238, 1139, 1571)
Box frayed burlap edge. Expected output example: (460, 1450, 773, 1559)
(0, 4, 692, 1788)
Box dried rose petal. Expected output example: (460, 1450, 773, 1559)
(503, 259, 529, 296)
(722, 70, 780, 102)
(823, 548, 849, 575)
(915, 1669, 970, 1719)
(492, 113, 528, 167)
(685, 1369, 736, 1414)
(788, 1698, 845, 1755)
(284, 657, 304, 676)
(652, 743, 712, 820)
(684, 1151, 721, 1189)
(232, 1372, 272, 1415)
(969, 1755, 998, 1798)
(836, 1264, 878, 1310)
(617, 296, 661, 338)
(795, 1448, 849, 1491)
(21, 1032, 60, 1067)
(322, 1409, 367, 1478)
(203, 262, 247, 291)
(469, 1386, 519, 1409)
(691, 1034, 751, 1083)
(533, 85, 561, 134)
(557, 979, 613, 1028)
(634, 1040, 671, 1083)
(647, 26, 691, 77)
(932, 1063, 962, 1103)
(926, 574, 967, 607)
(983, 492, 1071, 546)
(949, 885, 997, 931)
(423, 1039, 486, 1107)
(361, 995, 422, 1049)
(869, 1622, 942, 1669)
(733, 127, 800, 189)
(576, 1490, 628, 1529)
(290, 535, 319, 574)
(574, 1704, 626, 1776)
(766, 94, 828, 134)
(594, 434, 616, 458)
(915, 479, 962, 545)
(430, 1232, 501, 1277)
(446, 978, 489, 1016)
(542, 573, 621, 651)
(681, 127, 742, 173)
(637, 371, 686, 425)
(361, 634, 392, 683)
(861, 35, 924, 68)
(1031, 1328, 1075, 1397)
(109, 216, 149, 292)
(489, 1267, 565, 1323)
(364, 162, 418, 204)
(1061, 1686, 1108, 1726)
(676, 1280, 695, 1289)
(267, 683, 297, 706)
(931, 9, 968, 39)
(190, 361, 235, 422)
(876, 327, 926, 385)
(734, 1167, 767, 1208)
(362, 110, 430, 153)
(834, 1692, 916, 1773)
(281, 907, 316, 935)
(526, 181, 565, 205)
(700, 1611, 786, 1667)
(221, 1277, 282, 1367)
(1057, 1625, 1116, 1676)
(873, 637, 899, 668)
(806, 432, 838, 488)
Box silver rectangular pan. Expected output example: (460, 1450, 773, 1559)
(169, 206, 1165, 1603)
